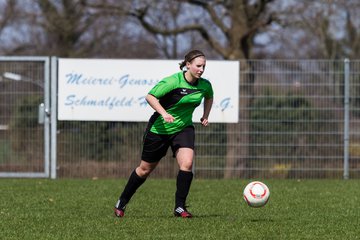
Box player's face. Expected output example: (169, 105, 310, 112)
(186, 57, 206, 79)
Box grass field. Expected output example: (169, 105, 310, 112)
(1, 178, 359, 240)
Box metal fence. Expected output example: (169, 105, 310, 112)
(0, 56, 50, 177)
(1, 58, 360, 179)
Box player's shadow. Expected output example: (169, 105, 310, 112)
(189, 213, 226, 218)
(124, 213, 226, 219)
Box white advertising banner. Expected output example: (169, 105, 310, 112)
(58, 58, 239, 122)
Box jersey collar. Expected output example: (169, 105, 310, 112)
(182, 71, 199, 86)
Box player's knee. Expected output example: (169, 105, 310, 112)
(136, 165, 153, 177)
(179, 161, 193, 171)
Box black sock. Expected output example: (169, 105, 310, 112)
(175, 170, 193, 208)
(116, 169, 146, 209)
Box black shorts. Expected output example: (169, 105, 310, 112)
(141, 125, 195, 163)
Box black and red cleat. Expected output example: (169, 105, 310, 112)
(174, 206, 193, 218)
(114, 207, 125, 218)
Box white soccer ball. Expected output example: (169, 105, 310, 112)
(243, 181, 270, 208)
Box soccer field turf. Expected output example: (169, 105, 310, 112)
(1, 178, 359, 239)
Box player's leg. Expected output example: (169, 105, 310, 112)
(114, 130, 168, 217)
(118, 161, 158, 204)
(176, 148, 194, 172)
(171, 126, 195, 218)
(114, 160, 158, 217)
(173, 147, 194, 218)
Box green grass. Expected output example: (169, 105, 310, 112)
(1, 179, 359, 240)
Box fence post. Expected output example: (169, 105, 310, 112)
(343, 58, 350, 180)
(44, 57, 50, 178)
(50, 56, 58, 179)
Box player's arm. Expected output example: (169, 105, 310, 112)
(200, 97, 213, 126)
(145, 94, 174, 123)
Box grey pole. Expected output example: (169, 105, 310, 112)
(343, 58, 350, 180)
(44, 57, 50, 177)
(50, 56, 58, 179)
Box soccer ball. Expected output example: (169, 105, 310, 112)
(243, 181, 270, 208)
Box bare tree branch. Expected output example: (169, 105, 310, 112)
(0, 0, 17, 34)
(181, 0, 230, 37)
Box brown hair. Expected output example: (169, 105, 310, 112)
(179, 50, 205, 70)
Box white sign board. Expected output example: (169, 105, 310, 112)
(58, 59, 239, 122)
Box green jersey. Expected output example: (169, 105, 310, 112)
(148, 71, 213, 135)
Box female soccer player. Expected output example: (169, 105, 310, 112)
(114, 49, 214, 218)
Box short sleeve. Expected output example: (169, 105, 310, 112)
(148, 76, 176, 98)
(204, 81, 214, 99)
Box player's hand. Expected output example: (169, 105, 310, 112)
(200, 117, 209, 126)
(162, 113, 175, 123)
